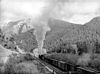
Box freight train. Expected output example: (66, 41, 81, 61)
(39, 55, 100, 74)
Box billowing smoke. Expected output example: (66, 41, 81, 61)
(1, 0, 100, 57)
(34, 24, 50, 55)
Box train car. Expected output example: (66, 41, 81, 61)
(65, 62, 78, 72)
(51, 59, 58, 67)
(58, 61, 66, 71)
(45, 57, 51, 64)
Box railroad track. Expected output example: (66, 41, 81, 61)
(39, 55, 100, 74)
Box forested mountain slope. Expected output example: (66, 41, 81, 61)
(43, 17, 100, 54)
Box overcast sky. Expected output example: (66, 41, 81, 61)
(0, 0, 100, 26)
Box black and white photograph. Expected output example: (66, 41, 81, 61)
(0, 0, 100, 74)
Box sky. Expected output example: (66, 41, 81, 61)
(51, 0, 100, 24)
(0, 0, 100, 27)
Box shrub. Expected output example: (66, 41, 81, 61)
(4, 62, 38, 74)
(4, 53, 35, 74)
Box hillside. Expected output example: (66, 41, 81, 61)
(43, 17, 100, 54)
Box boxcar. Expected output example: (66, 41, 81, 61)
(58, 61, 66, 71)
(52, 59, 58, 67)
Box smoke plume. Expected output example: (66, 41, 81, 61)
(1, 0, 100, 56)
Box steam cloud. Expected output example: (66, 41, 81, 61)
(1, 0, 100, 56)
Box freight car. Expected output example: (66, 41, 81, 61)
(58, 61, 66, 71)
(57, 60, 78, 72)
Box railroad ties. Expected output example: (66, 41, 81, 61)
(39, 55, 100, 74)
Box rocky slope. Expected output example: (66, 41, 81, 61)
(0, 21, 38, 53)
(13, 28, 38, 52)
